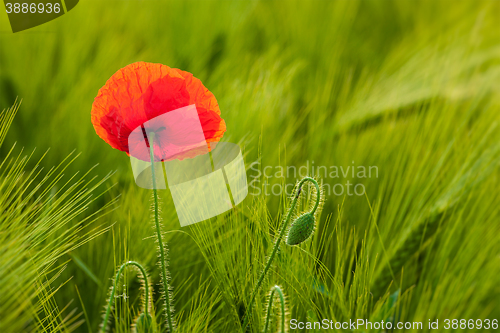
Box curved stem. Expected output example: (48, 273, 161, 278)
(263, 285, 285, 333)
(101, 261, 150, 333)
(149, 132, 175, 332)
(242, 177, 319, 331)
(308, 178, 321, 215)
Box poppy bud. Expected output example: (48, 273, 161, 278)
(134, 312, 154, 333)
(286, 212, 316, 245)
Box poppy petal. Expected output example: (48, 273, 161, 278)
(91, 62, 226, 161)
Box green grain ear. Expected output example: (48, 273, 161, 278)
(286, 212, 316, 245)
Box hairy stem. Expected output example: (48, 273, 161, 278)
(263, 285, 285, 333)
(149, 132, 175, 332)
(242, 177, 319, 331)
(101, 261, 150, 333)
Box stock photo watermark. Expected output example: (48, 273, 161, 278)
(3, 0, 79, 32)
(248, 160, 379, 197)
(289, 318, 498, 331)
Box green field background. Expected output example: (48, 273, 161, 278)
(1, 0, 500, 332)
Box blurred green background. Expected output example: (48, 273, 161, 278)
(1, 0, 500, 332)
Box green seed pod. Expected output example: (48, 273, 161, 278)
(134, 312, 154, 333)
(286, 212, 315, 245)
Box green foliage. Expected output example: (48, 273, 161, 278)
(0, 101, 114, 332)
(1, 0, 500, 332)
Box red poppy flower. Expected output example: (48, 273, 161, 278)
(91, 62, 226, 161)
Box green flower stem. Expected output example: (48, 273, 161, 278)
(101, 261, 149, 333)
(263, 285, 285, 333)
(242, 177, 319, 331)
(148, 132, 175, 332)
